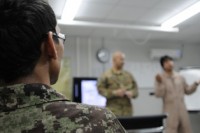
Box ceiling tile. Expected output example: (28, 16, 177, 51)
(138, 8, 174, 25)
(75, 2, 114, 21)
(54, 0, 200, 44)
(118, 0, 160, 8)
(83, 0, 119, 4)
(155, 0, 199, 10)
(106, 6, 147, 22)
(59, 25, 94, 36)
(154, 0, 200, 22)
(138, 0, 200, 25)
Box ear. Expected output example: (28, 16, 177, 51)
(45, 32, 58, 59)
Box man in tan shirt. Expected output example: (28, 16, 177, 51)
(155, 55, 200, 133)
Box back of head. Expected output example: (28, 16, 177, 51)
(0, 0, 56, 83)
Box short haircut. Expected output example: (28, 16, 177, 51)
(160, 55, 174, 68)
(112, 51, 125, 60)
(0, 0, 57, 83)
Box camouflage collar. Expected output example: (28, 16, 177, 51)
(111, 68, 123, 75)
(0, 83, 67, 112)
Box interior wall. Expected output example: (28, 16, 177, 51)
(64, 36, 200, 132)
(65, 37, 200, 78)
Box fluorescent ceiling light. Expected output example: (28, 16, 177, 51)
(161, 1, 200, 28)
(59, 0, 83, 23)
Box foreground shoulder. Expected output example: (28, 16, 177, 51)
(43, 101, 126, 132)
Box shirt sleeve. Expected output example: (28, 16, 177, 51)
(182, 76, 198, 95)
(101, 109, 127, 133)
(97, 74, 115, 99)
(154, 78, 166, 98)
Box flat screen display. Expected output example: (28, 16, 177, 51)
(81, 80, 106, 107)
(73, 78, 106, 107)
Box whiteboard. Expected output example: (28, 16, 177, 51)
(125, 62, 161, 88)
(180, 69, 200, 111)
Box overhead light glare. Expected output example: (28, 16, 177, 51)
(161, 1, 200, 28)
(60, 0, 83, 23)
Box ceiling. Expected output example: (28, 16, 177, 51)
(49, 0, 200, 44)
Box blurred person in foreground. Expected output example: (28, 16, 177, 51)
(0, 0, 126, 132)
(155, 55, 200, 133)
(97, 51, 138, 117)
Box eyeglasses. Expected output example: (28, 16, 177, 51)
(52, 32, 66, 43)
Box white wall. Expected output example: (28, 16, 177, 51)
(64, 36, 200, 132)
(65, 37, 200, 77)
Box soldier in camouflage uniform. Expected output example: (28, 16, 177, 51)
(97, 52, 138, 117)
(0, 84, 126, 133)
(0, 0, 126, 132)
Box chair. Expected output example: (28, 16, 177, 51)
(118, 114, 167, 133)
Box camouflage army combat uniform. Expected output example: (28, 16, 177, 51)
(0, 83, 127, 133)
(97, 69, 138, 117)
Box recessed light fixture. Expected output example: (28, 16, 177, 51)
(161, 1, 200, 28)
(59, 0, 83, 23)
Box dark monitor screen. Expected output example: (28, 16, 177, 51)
(73, 77, 106, 107)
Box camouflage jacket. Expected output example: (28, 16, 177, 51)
(97, 69, 138, 116)
(0, 83, 127, 133)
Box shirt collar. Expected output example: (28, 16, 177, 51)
(163, 71, 178, 78)
(0, 83, 67, 112)
(111, 68, 123, 75)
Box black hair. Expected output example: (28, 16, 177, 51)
(160, 55, 174, 68)
(0, 0, 57, 83)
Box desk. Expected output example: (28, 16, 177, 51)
(118, 115, 167, 133)
(189, 110, 200, 114)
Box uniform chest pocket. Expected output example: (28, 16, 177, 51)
(106, 77, 119, 88)
(124, 78, 132, 85)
